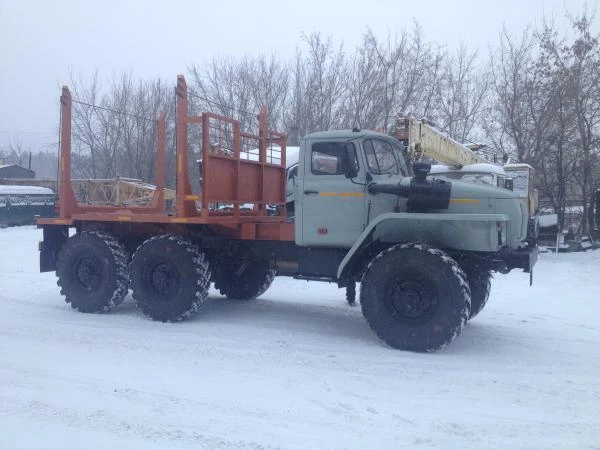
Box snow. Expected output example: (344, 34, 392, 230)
(504, 163, 535, 170)
(430, 163, 506, 175)
(286, 146, 300, 168)
(1, 226, 599, 449)
(0, 185, 54, 195)
(538, 214, 558, 228)
(428, 164, 453, 173)
(241, 146, 300, 167)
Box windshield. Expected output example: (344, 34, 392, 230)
(363, 138, 409, 176)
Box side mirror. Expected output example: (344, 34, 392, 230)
(504, 178, 514, 191)
(341, 147, 358, 179)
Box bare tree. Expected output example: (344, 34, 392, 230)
(1, 139, 31, 167)
(355, 24, 444, 132)
(70, 70, 101, 178)
(189, 56, 257, 132)
(538, 10, 600, 233)
(70, 72, 174, 184)
(485, 27, 542, 162)
(285, 33, 348, 144)
(343, 31, 387, 130)
(119, 78, 174, 184)
(436, 44, 490, 142)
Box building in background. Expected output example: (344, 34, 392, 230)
(0, 164, 35, 179)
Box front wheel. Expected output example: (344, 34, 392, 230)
(129, 235, 211, 321)
(360, 243, 471, 352)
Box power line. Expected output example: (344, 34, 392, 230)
(187, 89, 258, 120)
(72, 99, 155, 122)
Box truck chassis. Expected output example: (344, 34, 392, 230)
(38, 75, 536, 352)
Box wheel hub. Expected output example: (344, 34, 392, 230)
(75, 257, 100, 291)
(150, 263, 179, 296)
(387, 279, 437, 321)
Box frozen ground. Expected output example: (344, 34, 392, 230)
(1, 226, 599, 449)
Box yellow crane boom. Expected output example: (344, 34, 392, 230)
(394, 115, 487, 166)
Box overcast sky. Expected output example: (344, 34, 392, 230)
(0, 0, 595, 153)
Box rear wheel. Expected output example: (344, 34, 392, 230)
(130, 235, 211, 321)
(464, 268, 492, 319)
(56, 231, 128, 313)
(360, 243, 471, 352)
(213, 260, 275, 300)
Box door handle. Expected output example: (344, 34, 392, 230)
(304, 190, 319, 195)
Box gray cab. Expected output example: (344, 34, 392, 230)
(292, 129, 536, 281)
(296, 130, 409, 247)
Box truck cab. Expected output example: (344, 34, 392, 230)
(293, 129, 534, 262)
(295, 130, 407, 247)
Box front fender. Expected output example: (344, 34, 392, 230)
(337, 212, 509, 280)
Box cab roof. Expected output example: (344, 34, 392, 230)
(303, 129, 392, 140)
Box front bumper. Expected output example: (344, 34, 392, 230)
(464, 244, 538, 275)
(499, 244, 538, 273)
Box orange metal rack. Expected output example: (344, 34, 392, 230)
(38, 75, 294, 241)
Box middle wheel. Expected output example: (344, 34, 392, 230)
(212, 260, 276, 300)
(130, 235, 211, 321)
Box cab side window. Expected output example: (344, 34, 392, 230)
(311, 142, 358, 175)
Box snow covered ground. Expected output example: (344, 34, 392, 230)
(1, 226, 599, 449)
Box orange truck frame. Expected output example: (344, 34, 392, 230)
(39, 75, 293, 240)
(38, 75, 304, 323)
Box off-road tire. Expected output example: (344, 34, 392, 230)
(56, 231, 129, 313)
(360, 243, 471, 352)
(213, 260, 275, 300)
(130, 235, 211, 322)
(463, 268, 492, 319)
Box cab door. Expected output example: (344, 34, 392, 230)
(363, 137, 410, 223)
(297, 139, 366, 247)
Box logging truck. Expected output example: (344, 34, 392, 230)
(37, 75, 537, 352)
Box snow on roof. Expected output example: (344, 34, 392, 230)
(0, 164, 34, 171)
(504, 163, 534, 170)
(0, 185, 54, 195)
(429, 164, 453, 174)
(429, 163, 505, 175)
(462, 163, 506, 175)
(538, 214, 558, 228)
(243, 146, 300, 168)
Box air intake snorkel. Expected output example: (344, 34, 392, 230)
(367, 162, 451, 212)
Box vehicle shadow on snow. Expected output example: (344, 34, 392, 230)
(113, 295, 536, 354)
(446, 320, 542, 356)
(112, 293, 380, 346)
(194, 294, 381, 345)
